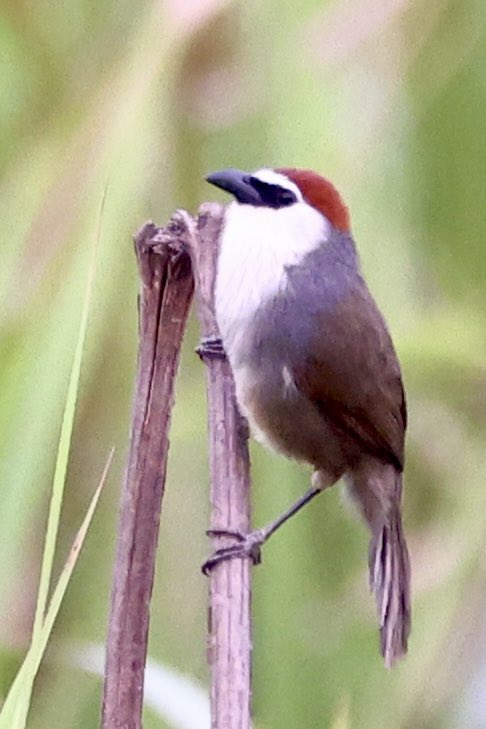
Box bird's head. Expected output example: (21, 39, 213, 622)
(206, 167, 350, 233)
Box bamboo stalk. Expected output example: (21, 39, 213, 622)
(188, 203, 252, 729)
(102, 220, 194, 729)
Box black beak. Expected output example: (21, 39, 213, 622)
(205, 168, 261, 205)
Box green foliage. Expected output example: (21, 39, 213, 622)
(1, 1, 485, 727)
(0, 227, 109, 727)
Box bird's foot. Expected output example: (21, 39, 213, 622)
(196, 335, 226, 361)
(202, 528, 267, 575)
(202, 487, 324, 575)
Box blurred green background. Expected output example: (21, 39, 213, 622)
(1, 0, 486, 727)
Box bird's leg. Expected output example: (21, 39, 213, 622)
(196, 335, 226, 361)
(202, 486, 322, 575)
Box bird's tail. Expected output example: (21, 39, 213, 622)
(369, 505, 411, 668)
(347, 465, 411, 667)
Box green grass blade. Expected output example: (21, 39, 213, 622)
(0, 448, 114, 729)
(0, 193, 106, 729)
(32, 193, 105, 640)
(330, 697, 351, 729)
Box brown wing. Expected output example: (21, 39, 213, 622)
(291, 283, 406, 470)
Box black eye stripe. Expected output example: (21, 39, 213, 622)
(248, 177, 297, 208)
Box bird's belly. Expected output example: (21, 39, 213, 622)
(232, 359, 349, 474)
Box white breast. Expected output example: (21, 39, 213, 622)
(215, 201, 328, 361)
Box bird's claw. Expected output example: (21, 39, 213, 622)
(202, 528, 266, 575)
(196, 336, 226, 361)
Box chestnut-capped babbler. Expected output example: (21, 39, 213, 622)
(203, 167, 411, 667)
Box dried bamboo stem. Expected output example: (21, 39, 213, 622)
(102, 220, 194, 729)
(187, 203, 252, 729)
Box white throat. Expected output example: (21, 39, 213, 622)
(215, 201, 329, 353)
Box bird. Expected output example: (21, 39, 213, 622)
(203, 166, 411, 667)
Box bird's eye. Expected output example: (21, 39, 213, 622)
(247, 177, 297, 208)
(277, 189, 297, 206)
